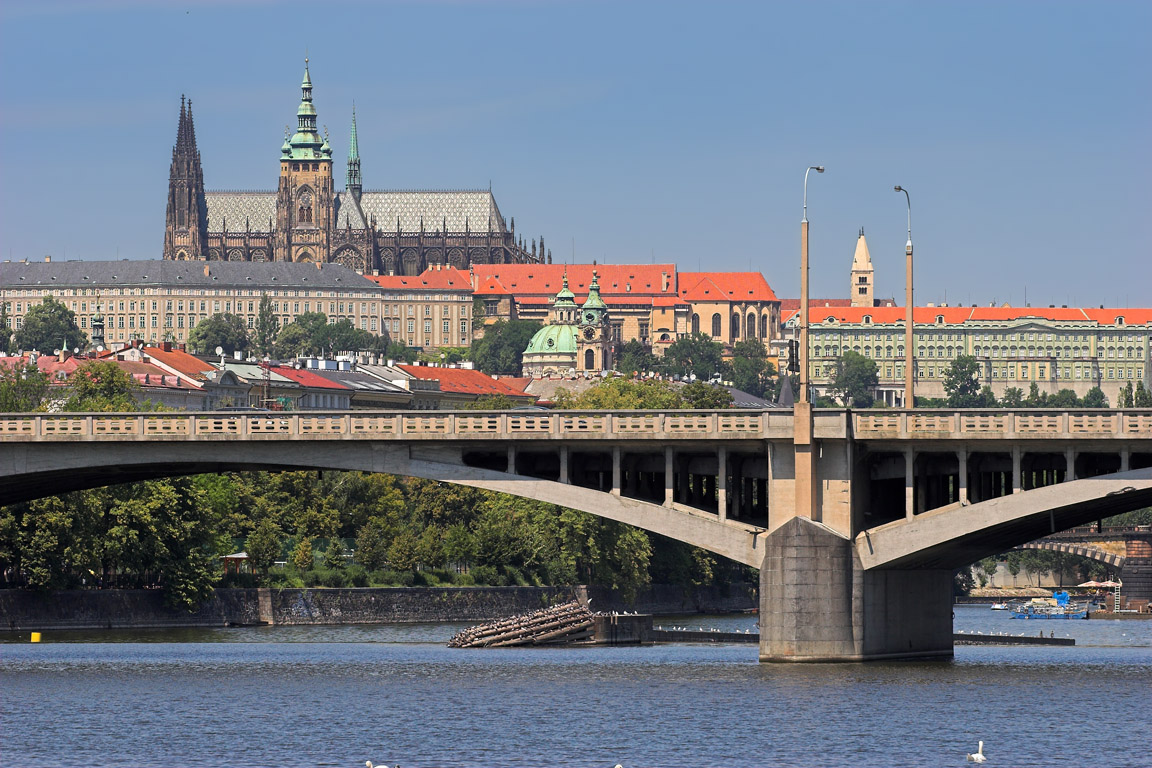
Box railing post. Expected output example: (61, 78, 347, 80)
(899, 411, 909, 440)
(34, 414, 43, 439)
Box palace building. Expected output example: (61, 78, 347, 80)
(162, 61, 542, 275)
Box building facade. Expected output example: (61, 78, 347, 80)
(162, 61, 543, 275)
(366, 266, 474, 349)
(521, 271, 615, 377)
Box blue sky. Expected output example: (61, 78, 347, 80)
(1, 0, 1149, 306)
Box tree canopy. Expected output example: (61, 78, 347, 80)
(469, 320, 542, 375)
(661, 333, 728, 381)
(62, 360, 142, 412)
(729, 340, 776, 397)
(12, 296, 87, 353)
(943, 354, 983, 407)
(830, 350, 878, 407)
(187, 313, 249, 356)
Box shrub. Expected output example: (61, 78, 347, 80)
(345, 565, 369, 588)
(266, 571, 304, 589)
(503, 566, 528, 587)
(371, 569, 415, 587)
(218, 572, 261, 588)
(302, 569, 322, 587)
(470, 565, 500, 586)
(320, 568, 347, 588)
(431, 570, 457, 585)
(455, 573, 476, 586)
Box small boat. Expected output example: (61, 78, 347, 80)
(990, 602, 1010, 610)
(1010, 591, 1088, 620)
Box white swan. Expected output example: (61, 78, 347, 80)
(967, 741, 987, 763)
(366, 761, 389, 768)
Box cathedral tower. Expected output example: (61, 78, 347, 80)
(850, 228, 874, 307)
(163, 96, 209, 260)
(275, 59, 334, 263)
(346, 104, 362, 202)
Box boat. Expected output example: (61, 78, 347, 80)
(990, 602, 1010, 610)
(1009, 591, 1088, 620)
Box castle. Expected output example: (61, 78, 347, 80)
(163, 61, 542, 275)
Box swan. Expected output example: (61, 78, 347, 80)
(967, 741, 987, 763)
(366, 761, 389, 768)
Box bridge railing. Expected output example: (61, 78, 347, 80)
(0, 409, 832, 442)
(853, 408, 1152, 440)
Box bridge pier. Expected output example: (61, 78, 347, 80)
(759, 517, 954, 662)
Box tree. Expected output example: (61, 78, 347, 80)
(1048, 389, 1079, 409)
(553, 378, 683, 410)
(253, 293, 278, 357)
(469, 319, 542, 375)
(245, 519, 282, 576)
(1118, 381, 1134, 408)
(1135, 381, 1152, 407)
(680, 380, 733, 409)
(615, 339, 657, 377)
(729, 340, 775, 397)
(1004, 551, 1023, 587)
(1082, 386, 1108, 408)
(830, 350, 878, 407)
(12, 296, 87, 353)
(323, 537, 347, 570)
(187, 312, 249, 356)
(0, 302, 12, 354)
(291, 536, 314, 571)
(0, 362, 49, 412)
(1001, 387, 1025, 407)
(660, 333, 728, 381)
(943, 354, 982, 407)
(275, 312, 330, 358)
(387, 528, 419, 572)
(977, 556, 999, 588)
(63, 360, 140, 411)
(1024, 382, 1046, 407)
(355, 518, 393, 572)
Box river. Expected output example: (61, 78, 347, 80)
(2, 605, 1150, 767)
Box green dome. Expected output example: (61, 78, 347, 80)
(523, 324, 578, 355)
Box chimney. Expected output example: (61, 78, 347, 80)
(161, 341, 172, 352)
(316, 261, 323, 270)
(45, 255, 52, 263)
(234, 350, 242, 360)
(661, 271, 670, 292)
(203, 264, 210, 277)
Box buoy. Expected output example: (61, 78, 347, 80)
(30, 632, 41, 643)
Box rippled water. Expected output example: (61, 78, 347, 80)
(3, 606, 1150, 767)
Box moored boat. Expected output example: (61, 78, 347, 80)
(1009, 591, 1088, 620)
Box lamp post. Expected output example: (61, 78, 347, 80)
(894, 185, 913, 409)
(800, 165, 825, 404)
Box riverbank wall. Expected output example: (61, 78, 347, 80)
(0, 583, 757, 631)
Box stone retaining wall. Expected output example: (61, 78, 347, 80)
(0, 584, 757, 631)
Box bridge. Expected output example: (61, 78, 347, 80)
(2, 407, 1151, 662)
(1019, 526, 1152, 603)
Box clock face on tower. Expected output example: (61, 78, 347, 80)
(584, 311, 597, 325)
(583, 327, 596, 340)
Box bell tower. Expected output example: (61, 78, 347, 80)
(275, 59, 334, 263)
(850, 228, 874, 307)
(576, 270, 613, 373)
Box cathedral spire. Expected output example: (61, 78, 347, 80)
(286, 57, 329, 159)
(164, 94, 208, 260)
(347, 103, 362, 199)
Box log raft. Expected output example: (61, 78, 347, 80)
(448, 600, 596, 648)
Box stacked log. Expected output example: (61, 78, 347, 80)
(448, 600, 595, 648)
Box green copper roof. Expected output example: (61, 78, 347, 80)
(346, 104, 362, 190)
(552, 271, 577, 308)
(581, 270, 607, 310)
(284, 58, 332, 161)
(523, 324, 578, 355)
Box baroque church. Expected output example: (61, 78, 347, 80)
(521, 271, 614, 377)
(163, 61, 544, 275)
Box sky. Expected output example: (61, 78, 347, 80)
(1, 0, 1149, 307)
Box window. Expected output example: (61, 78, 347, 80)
(692, 314, 700, 334)
(485, 300, 499, 317)
(407, 320, 414, 333)
(711, 314, 721, 337)
(460, 320, 468, 336)
(442, 320, 450, 334)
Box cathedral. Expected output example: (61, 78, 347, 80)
(163, 61, 543, 275)
(521, 271, 614, 377)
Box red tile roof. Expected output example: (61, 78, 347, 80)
(471, 264, 678, 298)
(142, 346, 218, 381)
(268, 365, 352, 390)
(678, 272, 779, 302)
(398, 365, 532, 397)
(366, 267, 472, 291)
(787, 305, 1152, 326)
(780, 298, 853, 311)
(1073, 308, 1152, 325)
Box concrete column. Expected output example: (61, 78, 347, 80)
(717, 446, 728, 521)
(664, 447, 674, 507)
(1064, 447, 1076, 482)
(731, 456, 743, 520)
(507, 445, 517, 474)
(559, 446, 569, 485)
(759, 517, 953, 662)
(1012, 446, 1022, 494)
(677, 458, 690, 504)
(611, 446, 621, 496)
(957, 448, 968, 504)
(904, 447, 915, 519)
(1120, 448, 1130, 473)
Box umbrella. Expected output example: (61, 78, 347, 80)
(1099, 580, 1123, 588)
(1077, 580, 1103, 588)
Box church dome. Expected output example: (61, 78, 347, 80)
(524, 324, 578, 356)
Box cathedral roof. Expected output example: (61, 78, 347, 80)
(342, 190, 508, 234)
(1, 260, 379, 291)
(678, 272, 779, 302)
(205, 192, 277, 232)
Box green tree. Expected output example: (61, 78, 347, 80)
(0, 361, 50, 412)
(275, 312, 329, 357)
(245, 519, 282, 575)
(660, 333, 728, 381)
(1024, 382, 1047, 407)
(63, 360, 140, 411)
(1118, 381, 1134, 408)
(443, 523, 478, 570)
(460, 394, 517, 410)
(1048, 389, 1080, 408)
(355, 518, 393, 571)
(1001, 387, 1025, 407)
(729, 340, 776, 397)
(291, 536, 314, 571)
(680, 380, 734, 409)
(253, 293, 279, 357)
(187, 313, 250, 356)
(943, 354, 982, 407)
(469, 319, 543, 375)
(976, 385, 998, 408)
(1082, 386, 1108, 408)
(830, 350, 878, 407)
(323, 537, 347, 570)
(1004, 551, 1023, 587)
(0, 302, 13, 354)
(1135, 381, 1152, 407)
(12, 296, 87, 353)
(416, 525, 446, 569)
(615, 339, 657, 377)
(387, 528, 419, 572)
(553, 377, 682, 410)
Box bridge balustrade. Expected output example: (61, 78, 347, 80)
(853, 409, 1152, 439)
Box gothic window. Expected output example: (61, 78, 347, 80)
(747, 312, 757, 339)
(711, 314, 721, 338)
(297, 189, 313, 224)
(691, 314, 700, 334)
(761, 314, 769, 338)
(731, 313, 741, 340)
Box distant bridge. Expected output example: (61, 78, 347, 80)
(3, 407, 1151, 661)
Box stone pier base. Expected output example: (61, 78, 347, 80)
(759, 517, 953, 662)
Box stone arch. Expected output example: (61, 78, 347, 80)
(402, 248, 420, 276)
(424, 249, 443, 266)
(208, 249, 221, 260)
(296, 250, 314, 263)
(227, 249, 244, 262)
(469, 248, 488, 265)
(380, 249, 397, 274)
(296, 186, 314, 225)
(447, 249, 465, 268)
(175, 250, 189, 261)
(250, 249, 268, 263)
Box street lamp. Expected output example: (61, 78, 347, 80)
(799, 165, 825, 404)
(894, 185, 913, 409)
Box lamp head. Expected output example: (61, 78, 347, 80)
(815, 166, 824, 173)
(894, 185, 903, 192)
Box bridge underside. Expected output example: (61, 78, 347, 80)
(0, 441, 764, 568)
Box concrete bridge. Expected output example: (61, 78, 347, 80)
(2, 407, 1151, 662)
(1019, 526, 1152, 601)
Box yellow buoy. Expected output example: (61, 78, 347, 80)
(31, 632, 42, 643)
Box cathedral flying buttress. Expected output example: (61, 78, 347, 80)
(162, 61, 545, 275)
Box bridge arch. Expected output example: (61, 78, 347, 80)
(1017, 541, 1126, 569)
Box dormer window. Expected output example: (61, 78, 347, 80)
(1115, 316, 1125, 325)
(936, 315, 945, 324)
(863, 315, 872, 324)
